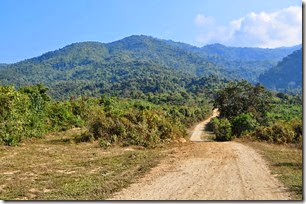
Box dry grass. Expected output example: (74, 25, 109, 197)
(243, 141, 302, 200)
(0, 128, 162, 200)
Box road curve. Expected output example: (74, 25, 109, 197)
(110, 110, 291, 200)
(190, 108, 219, 142)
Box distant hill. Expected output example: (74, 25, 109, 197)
(259, 48, 302, 91)
(0, 63, 8, 68)
(200, 43, 301, 62)
(0, 35, 301, 98)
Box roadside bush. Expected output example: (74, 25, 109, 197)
(207, 117, 219, 132)
(231, 113, 258, 137)
(46, 101, 84, 131)
(289, 119, 302, 143)
(82, 107, 187, 148)
(21, 85, 50, 138)
(210, 117, 232, 141)
(98, 138, 111, 149)
(0, 86, 30, 145)
(250, 122, 295, 144)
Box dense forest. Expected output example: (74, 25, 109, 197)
(0, 35, 301, 99)
(259, 48, 302, 91)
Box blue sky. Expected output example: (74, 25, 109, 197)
(0, 0, 302, 63)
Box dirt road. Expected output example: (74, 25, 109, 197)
(189, 109, 219, 142)
(110, 111, 290, 200)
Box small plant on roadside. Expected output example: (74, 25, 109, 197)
(98, 138, 112, 148)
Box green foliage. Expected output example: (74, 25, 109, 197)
(20, 84, 51, 138)
(0, 85, 87, 145)
(46, 101, 84, 131)
(81, 103, 192, 148)
(98, 138, 112, 149)
(71, 94, 211, 148)
(249, 123, 296, 144)
(289, 119, 303, 144)
(259, 49, 302, 91)
(213, 81, 302, 145)
(243, 95, 302, 145)
(0, 86, 30, 145)
(0, 35, 301, 147)
(0, 85, 55, 145)
(75, 94, 211, 148)
(214, 80, 272, 124)
(201, 43, 300, 62)
(0, 84, 212, 147)
(231, 113, 258, 137)
(0, 36, 300, 100)
(267, 93, 302, 123)
(210, 117, 232, 141)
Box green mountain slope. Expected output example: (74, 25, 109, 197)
(0, 35, 301, 99)
(201, 43, 301, 62)
(259, 48, 302, 91)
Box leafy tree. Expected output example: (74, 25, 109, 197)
(214, 80, 272, 124)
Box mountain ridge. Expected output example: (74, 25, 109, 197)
(259, 48, 302, 91)
(6, 35, 301, 64)
(0, 35, 301, 99)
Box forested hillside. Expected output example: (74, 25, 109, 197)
(0, 35, 300, 99)
(0, 63, 8, 69)
(201, 43, 301, 62)
(259, 49, 302, 91)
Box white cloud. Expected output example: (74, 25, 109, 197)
(194, 14, 214, 26)
(194, 6, 302, 48)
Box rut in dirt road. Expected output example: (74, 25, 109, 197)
(110, 111, 291, 200)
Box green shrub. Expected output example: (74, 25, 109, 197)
(0, 86, 30, 145)
(46, 101, 84, 131)
(83, 107, 187, 148)
(20, 84, 50, 138)
(250, 122, 295, 144)
(231, 113, 258, 137)
(98, 138, 111, 149)
(210, 117, 232, 141)
(288, 119, 302, 143)
(207, 117, 220, 132)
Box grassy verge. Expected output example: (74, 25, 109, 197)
(243, 141, 302, 200)
(0, 129, 162, 200)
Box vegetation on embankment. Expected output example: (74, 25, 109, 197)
(244, 142, 302, 200)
